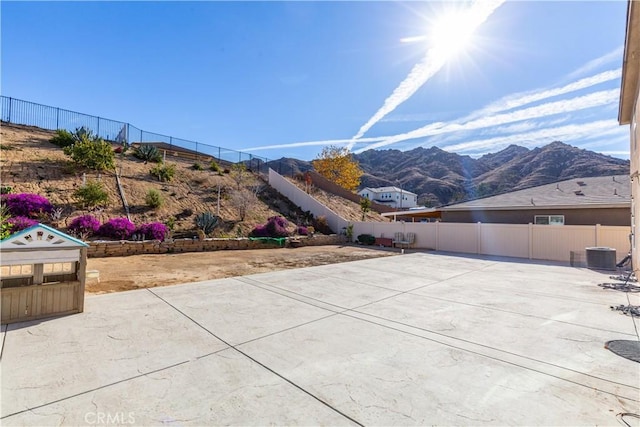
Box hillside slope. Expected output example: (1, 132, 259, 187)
(0, 123, 383, 236)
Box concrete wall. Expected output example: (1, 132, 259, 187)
(441, 207, 631, 226)
(269, 169, 349, 234)
(351, 220, 631, 264)
(87, 235, 344, 258)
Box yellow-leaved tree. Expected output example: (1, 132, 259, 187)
(311, 145, 363, 192)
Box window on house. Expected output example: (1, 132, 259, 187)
(1, 264, 34, 288)
(1, 264, 33, 277)
(534, 215, 564, 225)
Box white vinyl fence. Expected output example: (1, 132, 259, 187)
(268, 169, 632, 264)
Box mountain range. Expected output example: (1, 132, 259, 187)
(267, 141, 630, 206)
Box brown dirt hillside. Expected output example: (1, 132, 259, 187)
(0, 123, 386, 236)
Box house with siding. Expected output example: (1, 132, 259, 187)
(438, 176, 631, 226)
(358, 186, 418, 209)
(618, 0, 639, 275)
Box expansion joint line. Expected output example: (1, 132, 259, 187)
(146, 288, 364, 427)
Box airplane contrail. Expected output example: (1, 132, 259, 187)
(347, 0, 505, 148)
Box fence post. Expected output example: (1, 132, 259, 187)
(56, 108, 60, 129)
(169, 136, 173, 148)
(528, 223, 533, 259)
(7, 97, 12, 123)
(96, 117, 100, 137)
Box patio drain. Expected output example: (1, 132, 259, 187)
(604, 340, 640, 363)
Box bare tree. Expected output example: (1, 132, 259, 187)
(230, 184, 262, 221)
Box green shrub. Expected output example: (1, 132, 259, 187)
(63, 136, 115, 171)
(357, 234, 376, 245)
(50, 129, 76, 148)
(210, 160, 221, 172)
(150, 162, 176, 182)
(73, 180, 109, 208)
(145, 189, 164, 208)
(0, 186, 12, 195)
(134, 144, 161, 163)
(192, 162, 203, 171)
(0, 203, 12, 240)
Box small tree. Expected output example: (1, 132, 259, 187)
(230, 163, 248, 189)
(311, 145, 363, 192)
(360, 197, 371, 221)
(230, 186, 260, 221)
(74, 180, 109, 209)
(63, 132, 115, 171)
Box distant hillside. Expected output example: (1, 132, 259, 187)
(354, 142, 629, 206)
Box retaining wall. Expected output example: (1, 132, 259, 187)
(87, 234, 344, 258)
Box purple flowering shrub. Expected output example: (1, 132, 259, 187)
(249, 224, 269, 237)
(98, 217, 136, 240)
(2, 193, 53, 218)
(266, 216, 290, 237)
(7, 216, 38, 233)
(136, 222, 169, 241)
(68, 215, 100, 238)
(296, 226, 308, 236)
(250, 216, 290, 238)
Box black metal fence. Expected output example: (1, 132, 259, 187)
(0, 96, 300, 176)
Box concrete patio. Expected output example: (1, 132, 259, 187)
(1, 252, 639, 426)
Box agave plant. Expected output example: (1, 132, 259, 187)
(134, 144, 161, 163)
(194, 212, 220, 236)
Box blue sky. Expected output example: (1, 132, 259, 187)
(1, 1, 630, 161)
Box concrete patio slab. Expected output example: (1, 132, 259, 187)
(150, 278, 334, 345)
(1, 291, 227, 418)
(1, 251, 638, 426)
(3, 349, 356, 427)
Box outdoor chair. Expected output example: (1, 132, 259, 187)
(399, 232, 416, 249)
(393, 232, 404, 248)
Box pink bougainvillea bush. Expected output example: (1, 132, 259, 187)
(136, 222, 169, 241)
(68, 215, 101, 238)
(6, 216, 38, 233)
(98, 217, 136, 240)
(249, 216, 290, 238)
(2, 193, 53, 218)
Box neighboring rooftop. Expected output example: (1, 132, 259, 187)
(359, 186, 418, 196)
(442, 175, 631, 211)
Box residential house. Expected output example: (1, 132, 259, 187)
(438, 176, 631, 226)
(619, 0, 639, 275)
(358, 186, 418, 209)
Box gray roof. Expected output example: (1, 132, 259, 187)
(442, 175, 630, 211)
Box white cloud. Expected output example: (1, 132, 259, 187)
(240, 136, 384, 152)
(348, 0, 505, 146)
(441, 119, 622, 153)
(565, 46, 624, 81)
(468, 68, 621, 119)
(354, 88, 619, 153)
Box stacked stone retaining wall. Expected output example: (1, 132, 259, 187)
(87, 234, 344, 258)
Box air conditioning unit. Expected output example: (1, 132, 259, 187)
(585, 247, 617, 270)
